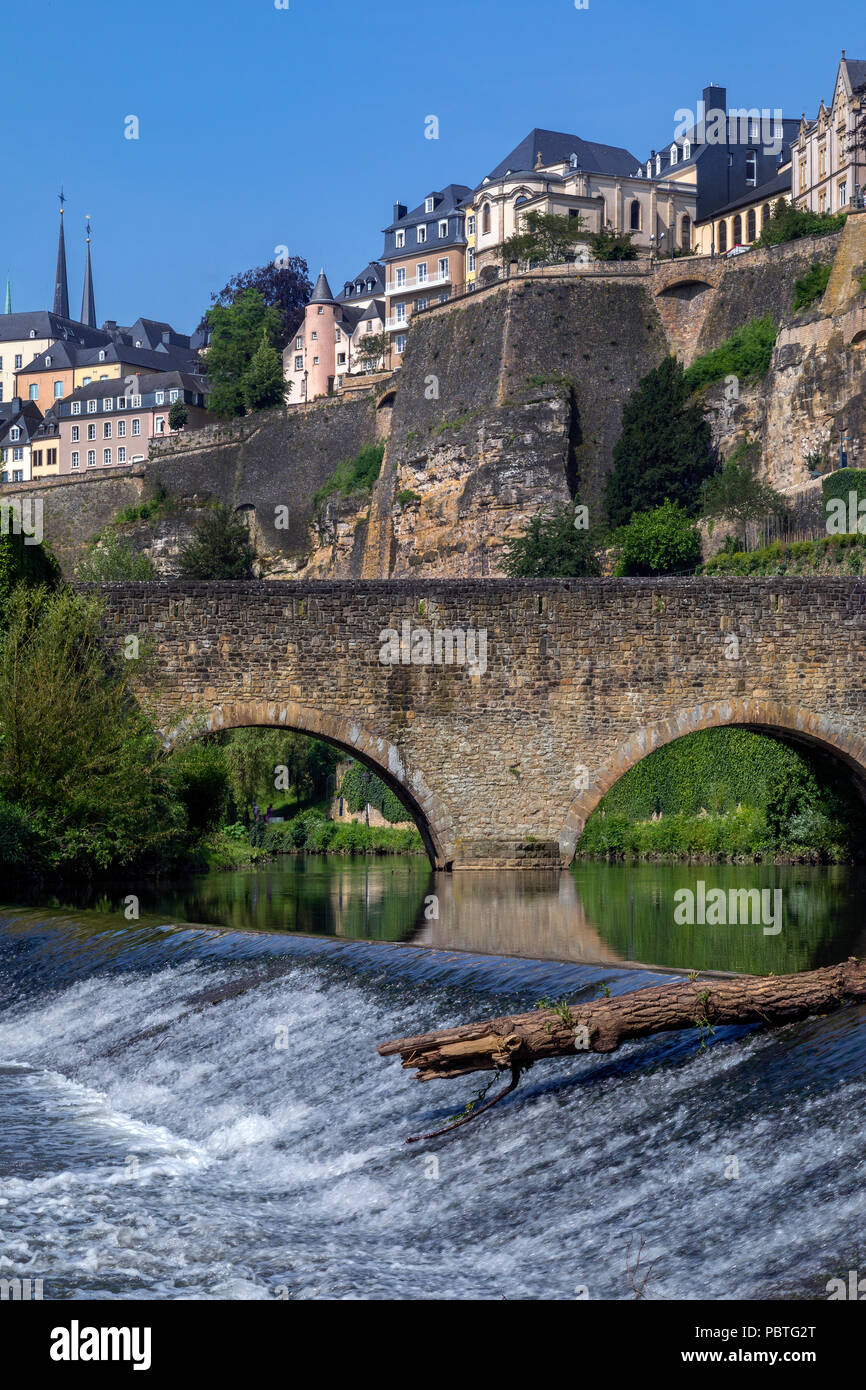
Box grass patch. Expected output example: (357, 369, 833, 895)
(312, 442, 386, 510)
(396, 490, 421, 506)
(683, 315, 777, 391)
(792, 262, 831, 312)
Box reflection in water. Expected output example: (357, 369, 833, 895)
(5, 858, 866, 975)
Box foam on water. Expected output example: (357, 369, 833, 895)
(0, 911, 864, 1300)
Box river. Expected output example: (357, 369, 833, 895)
(1, 857, 865, 1299)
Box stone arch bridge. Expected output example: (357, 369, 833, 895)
(92, 578, 866, 870)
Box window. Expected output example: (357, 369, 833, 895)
(468, 247, 476, 272)
(132, 419, 141, 435)
(45, 355, 52, 367)
(118, 447, 126, 463)
(72, 401, 81, 415)
(33, 451, 42, 468)
(681, 215, 690, 249)
(294, 355, 303, 371)
(438, 293, 449, 303)
(395, 334, 406, 354)
(630, 199, 641, 231)
(169, 389, 179, 402)
(417, 263, 428, 283)
(646, 161, 652, 178)
(819, 190, 828, 214)
(102, 397, 112, 410)
(296, 336, 303, 350)
(87, 450, 96, 466)
(131, 395, 141, 408)
(98, 349, 106, 361)
(71, 451, 80, 468)
(87, 400, 97, 413)
(72, 426, 79, 442)
(116, 397, 125, 409)
(438, 220, 448, 237)
(12, 447, 23, 461)
(416, 297, 428, 311)
(482, 203, 491, 234)
(683, 140, 691, 159)
(762, 202, 771, 229)
(717, 220, 727, 253)
(840, 181, 848, 207)
(467, 215, 476, 235)
(745, 150, 757, 186)
(54, 380, 63, 398)
(335, 329, 341, 343)
(99, 374, 109, 381)
(655, 155, 661, 175)
(417, 224, 427, 244)
(14, 355, 22, 369)
(670, 143, 678, 165)
(337, 352, 346, 366)
(104, 448, 112, 465)
(395, 230, 405, 249)
(47, 448, 56, 468)
(395, 267, 407, 287)
(12, 469, 22, 482)
(155, 416, 166, 434)
(394, 303, 407, 324)
(425, 196, 435, 213)
(155, 391, 164, 405)
(9, 426, 19, 441)
(799, 158, 807, 191)
(311, 331, 318, 341)
(312, 356, 319, 365)
(82, 377, 91, 385)
(104, 422, 112, 438)
(732, 213, 742, 245)
(87, 424, 96, 439)
(438, 257, 449, 278)
(118, 420, 126, 436)
(818, 143, 827, 177)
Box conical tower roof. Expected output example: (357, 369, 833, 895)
(53, 196, 69, 319)
(309, 268, 335, 305)
(80, 218, 96, 328)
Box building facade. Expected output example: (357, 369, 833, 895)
(54, 371, 210, 474)
(792, 53, 866, 216)
(382, 186, 472, 356)
(0, 399, 43, 484)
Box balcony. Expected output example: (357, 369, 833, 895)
(384, 269, 452, 295)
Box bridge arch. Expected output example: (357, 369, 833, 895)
(557, 698, 866, 864)
(162, 698, 455, 869)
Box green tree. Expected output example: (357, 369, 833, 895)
(168, 397, 189, 430)
(501, 503, 601, 577)
(205, 289, 283, 418)
(700, 440, 788, 550)
(499, 210, 586, 267)
(354, 331, 390, 374)
(588, 229, 638, 261)
(0, 525, 60, 616)
(204, 257, 312, 351)
(178, 503, 256, 579)
(754, 198, 846, 248)
(0, 586, 186, 874)
(241, 328, 288, 412)
(605, 356, 716, 529)
(615, 500, 701, 575)
(77, 531, 156, 581)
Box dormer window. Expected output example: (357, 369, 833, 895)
(72, 401, 81, 415)
(155, 391, 165, 405)
(438, 220, 448, 237)
(670, 143, 678, 165)
(98, 349, 106, 361)
(45, 355, 52, 366)
(87, 399, 97, 413)
(135, 339, 142, 347)
(425, 196, 435, 213)
(655, 154, 661, 175)
(417, 224, 427, 243)
(646, 161, 652, 177)
(395, 230, 405, 249)
(683, 140, 691, 160)
(29, 329, 35, 338)
(103, 397, 112, 410)
(9, 427, 19, 441)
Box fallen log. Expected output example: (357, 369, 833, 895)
(378, 958, 866, 1084)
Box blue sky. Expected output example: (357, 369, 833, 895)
(5, 0, 862, 333)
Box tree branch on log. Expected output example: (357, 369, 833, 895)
(378, 959, 866, 1083)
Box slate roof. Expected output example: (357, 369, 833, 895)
(336, 261, 386, 302)
(20, 339, 200, 376)
(383, 184, 473, 233)
(310, 269, 336, 305)
(0, 311, 109, 347)
(480, 129, 640, 184)
(0, 399, 44, 445)
(843, 57, 866, 92)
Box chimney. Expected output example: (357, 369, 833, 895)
(702, 84, 727, 119)
(393, 202, 407, 221)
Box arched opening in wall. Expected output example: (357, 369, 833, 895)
(478, 264, 500, 285)
(851, 330, 866, 348)
(164, 703, 447, 873)
(680, 214, 690, 249)
(746, 208, 756, 242)
(732, 213, 743, 246)
(482, 202, 491, 235)
(377, 389, 397, 411)
(762, 202, 771, 230)
(630, 199, 641, 231)
(565, 721, 866, 973)
(718, 220, 727, 253)
(234, 502, 259, 555)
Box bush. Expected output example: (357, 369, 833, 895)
(753, 200, 846, 248)
(822, 468, 866, 525)
(0, 797, 39, 867)
(500, 504, 601, 578)
(77, 531, 156, 581)
(312, 443, 386, 510)
(615, 501, 701, 575)
(167, 740, 230, 832)
(792, 262, 832, 312)
(683, 315, 778, 392)
(178, 503, 256, 579)
(340, 761, 409, 823)
(0, 526, 60, 614)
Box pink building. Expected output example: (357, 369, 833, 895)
(54, 370, 211, 474)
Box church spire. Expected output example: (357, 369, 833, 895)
(53, 189, 69, 319)
(80, 215, 96, 328)
(3, 277, 10, 314)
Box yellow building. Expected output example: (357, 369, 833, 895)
(694, 165, 791, 256)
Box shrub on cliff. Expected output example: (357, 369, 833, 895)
(615, 500, 701, 575)
(312, 442, 386, 509)
(0, 523, 60, 619)
(178, 503, 256, 579)
(500, 504, 601, 577)
(77, 531, 156, 581)
(700, 439, 788, 550)
(682, 315, 778, 392)
(605, 356, 716, 528)
(792, 261, 832, 312)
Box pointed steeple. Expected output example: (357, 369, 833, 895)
(53, 190, 69, 319)
(80, 216, 96, 328)
(310, 267, 335, 304)
(3, 278, 10, 314)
